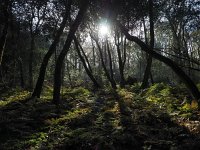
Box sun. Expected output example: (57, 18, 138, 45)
(99, 22, 110, 37)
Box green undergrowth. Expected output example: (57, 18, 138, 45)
(0, 88, 30, 107)
(0, 84, 200, 149)
(142, 83, 199, 118)
(197, 83, 200, 90)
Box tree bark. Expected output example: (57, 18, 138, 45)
(115, 33, 125, 87)
(117, 22, 200, 101)
(74, 36, 100, 88)
(141, 0, 154, 89)
(0, 0, 9, 83)
(107, 40, 115, 87)
(78, 41, 93, 73)
(32, 0, 72, 98)
(29, 35, 34, 89)
(18, 57, 25, 88)
(53, 0, 90, 104)
(92, 36, 117, 89)
(0, 0, 9, 65)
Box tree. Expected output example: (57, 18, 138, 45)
(0, 0, 10, 65)
(32, 0, 72, 98)
(117, 21, 200, 101)
(91, 34, 117, 89)
(74, 36, 101, 88)
(0, 0, 10, 83)
(114, 31, 126, 87)
(53, 0, 90, 104)
(141, 0, 154, 89)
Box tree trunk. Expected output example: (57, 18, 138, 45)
(18, 57, 25, 88)
(79, 41, 92, 73)
(92, 37, 117, 89)
(107, 41, 116, 87)
(141, 0, 154, 89)
(141, 56, 152, 89)
(115, 33, 125, 87)
(32, 0, 72, 98)
(29, 35, 34, 90)
(53, 0, 90, 104)
(0, 1, 9, 85)
(117, 22, 200, 101)
(74, 36, 100, 88)
(0, 65, 4, 84)
(0, 1, 9, 66)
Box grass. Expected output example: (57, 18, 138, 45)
(0, 84, 200, 149)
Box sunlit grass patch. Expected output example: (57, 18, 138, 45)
(40, 85, 53, 101)
(95, 102, 121, 129)
(24, 132, 48, 149)
(144, 83, 199, 119)
(0, 89, 30, 107)
(129, 82, 142, 93)
(197, 83, 200, 90)
(117, 88, 135, 106)
(45, 108, 91, 125)
(62, 87, 91, 100)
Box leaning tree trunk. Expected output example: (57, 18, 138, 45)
(74, 36, 101, 88)
(117, 22, 200, 101)
(32, 0, 72, 98)
(141, 0, 154, 89)
(92, 36, 117, 89)
(53, 0, 90, 104)
(78, 40, 93, 73)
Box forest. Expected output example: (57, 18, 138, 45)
(0, 0, 200, 149)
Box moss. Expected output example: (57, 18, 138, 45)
(197, 83, 200, 90)
(25, 132, 48, 148)
(0, 89, 30, 107)
(62, 87, 91, 100)
(117, 88, 135, 106)
(144, 83, 198, 116)
(1, 85, 200, 149)
(45, 108, 91, 125)
(146, 83, 168, 96)
(130, 83, 142, 93)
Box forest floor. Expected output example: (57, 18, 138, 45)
(0, 83, 200, 150)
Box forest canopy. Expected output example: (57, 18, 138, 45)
(1, 0, 200, 149)
(1, 0, 200, 101)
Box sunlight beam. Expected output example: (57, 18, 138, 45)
(98, 22, 110, 37)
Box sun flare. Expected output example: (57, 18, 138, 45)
(99, 23, 110, 37)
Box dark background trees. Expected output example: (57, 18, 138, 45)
(1, 0, 200, 149)
(0, 0, 199, 100)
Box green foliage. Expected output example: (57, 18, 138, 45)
(117, 88, 135, 106)
(40, 85, 53, 100)
(118, 88, 135, 99)
(25, 132, 48, 149)
(130, 82, 142, 93)
(62, 87, 91, 100)
(0, 85, 200, 149)
(45, 108, 91, 125)
(0, 88, 30, 106)
(144, 83, 198, 116)
(146, 83, 171, 96)
(197, 83, 200, 90)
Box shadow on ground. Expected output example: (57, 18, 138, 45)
(0, 88, 200, 150)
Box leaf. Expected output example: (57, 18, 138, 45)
(191, 100, 198, 110)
